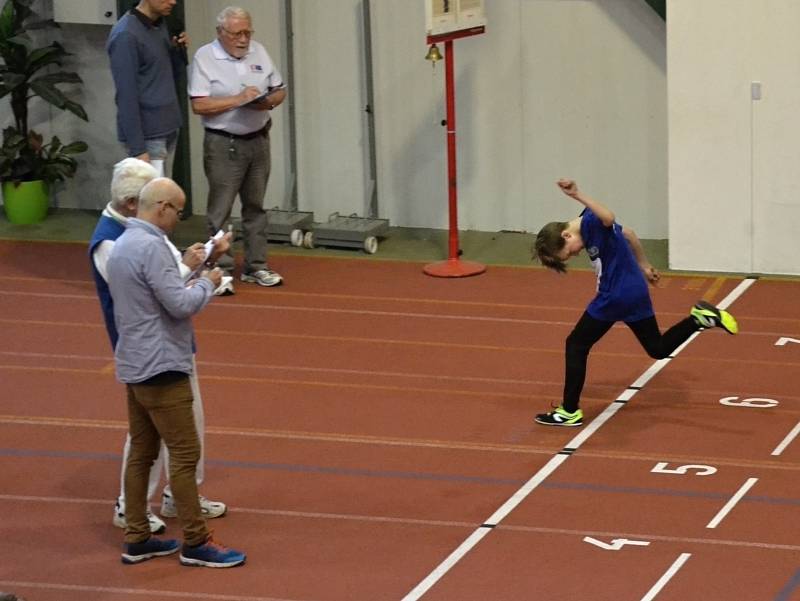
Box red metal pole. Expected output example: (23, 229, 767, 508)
(422, 39, 485, 278)
(444, 39, 458, 261)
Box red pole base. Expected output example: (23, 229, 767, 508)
(423, 258, 487, 278)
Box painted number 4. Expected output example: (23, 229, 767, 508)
(651, 462, 717, 476)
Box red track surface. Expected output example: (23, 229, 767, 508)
(0, 240, 798, 601)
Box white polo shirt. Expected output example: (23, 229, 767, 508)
(188, 39, 285, 136)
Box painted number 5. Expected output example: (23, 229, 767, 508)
(651, 462, 717, 476)
(720, 396, 779, 408)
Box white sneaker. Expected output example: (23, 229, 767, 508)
(213, 275, 235, 296)
(240, 269, 282, 287)
(113, 499, 167, 534)
(160, 491, 227, 519)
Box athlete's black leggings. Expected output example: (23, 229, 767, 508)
(562, 311, 699, 413)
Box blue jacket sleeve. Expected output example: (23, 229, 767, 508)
(108, 30, 146, 156)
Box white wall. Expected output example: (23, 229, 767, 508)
(370, 0, 667, 235)
(668, 0, 800, 275)
(291, 0, 371, 219)
(17, 0, 668, 240)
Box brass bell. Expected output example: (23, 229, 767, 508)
(425, 43, 442, 64)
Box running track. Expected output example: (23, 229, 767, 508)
(0, 240, 798, 601)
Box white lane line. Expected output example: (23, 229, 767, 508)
(771, 421, 800, 456)
(706, 477, 759, 529)
(400, 528, 493, 601)
(629, 358, 672, 389)
(399, 277, 757, 600)
(716, 278, 757, 309)
(640, 553, 692, 601)
(483, 455, 569, 526)
(561, 402, 625, 451)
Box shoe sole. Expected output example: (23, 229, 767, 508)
(240, 275, 282, 287)
(179, 555, 246, 568)
(534, 418, 583, 427)
(121, 547, 179, 564)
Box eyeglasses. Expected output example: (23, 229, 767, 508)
(159, 201, 184, 218)
(220, 26, 254, 39)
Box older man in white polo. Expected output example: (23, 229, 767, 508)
(188, 6, 286, 290)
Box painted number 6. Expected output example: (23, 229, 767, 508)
(651, 462, 717, 476)
(720, 396, 779, 408)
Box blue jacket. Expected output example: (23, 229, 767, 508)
(89, 214, 125, 349)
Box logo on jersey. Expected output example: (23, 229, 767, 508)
(250, 64, 263, 72)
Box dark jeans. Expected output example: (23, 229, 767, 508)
(125, 374, 207, 546)
(562, 311, 699, 413)
(203, 125, 271, 274)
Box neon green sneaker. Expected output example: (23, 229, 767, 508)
(690, 300, 739, 335)
(535, 406, 583, 427)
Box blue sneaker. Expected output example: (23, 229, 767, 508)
(121, 536, 180, 564)
(180, 536, 246, 568)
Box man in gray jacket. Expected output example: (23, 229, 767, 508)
(108, 178, 245, 568)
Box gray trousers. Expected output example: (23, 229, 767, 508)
(203, 125, 271, 273)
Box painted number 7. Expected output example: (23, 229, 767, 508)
(651, 462, 717, 476)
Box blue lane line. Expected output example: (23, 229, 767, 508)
(1, 447, 799, 506)
(774, 568, 800, 601)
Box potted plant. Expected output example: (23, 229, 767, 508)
(0, 0, 88, 224)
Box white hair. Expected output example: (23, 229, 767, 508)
(109, 158, 158, 209)
(216, 6, 251, 28)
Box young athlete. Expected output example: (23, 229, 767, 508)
(532, 179, 738, 427)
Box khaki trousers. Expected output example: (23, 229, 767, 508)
(124, 375, 208, 546)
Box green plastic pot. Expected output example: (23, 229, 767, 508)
(2, 180, 50, 224)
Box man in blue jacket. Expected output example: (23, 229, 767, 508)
(107, 0, 187, 176)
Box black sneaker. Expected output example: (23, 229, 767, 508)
(121, 536, 180, 564)
(690, 301, 739, 334)
(535, 406, 584, 427)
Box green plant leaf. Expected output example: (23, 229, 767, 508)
(6, 33, 31, 50)
(61, 140, 87, 154)
(0, 2, 15, 43)
(28, 78, 67, 106)
(31, 70, 82, 85)
(62, 99, 87, 121)
(0, 70, 25, 98)
(26, 42, 66, 73)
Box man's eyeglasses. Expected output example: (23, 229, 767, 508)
(159, 201, 184, 219)
(220, 26, 254, 39)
